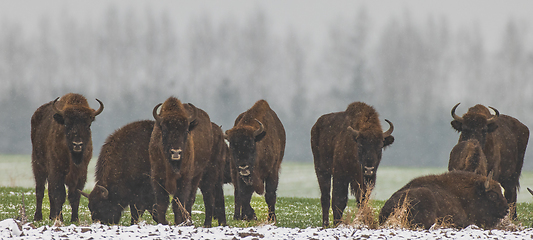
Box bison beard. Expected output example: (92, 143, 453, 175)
(225, 100, 286, 223)
(31, 93, 103, 222)
(311, 102, 394, 227)
(379, 171, 509, 229)
(84, 120, 156, 225)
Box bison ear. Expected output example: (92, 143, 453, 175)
(383, 135, 394, 148)
(487, 122, 498, 133)
(53, 113, 65, 125)
(451, 120, 462, 132)
(189, 119, 198, 132)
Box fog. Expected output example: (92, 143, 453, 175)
(1, 1, 532, 169)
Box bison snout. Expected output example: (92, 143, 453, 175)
(73, 142, 84, 152)
(171, 149, 182, 160)
(364, 166, 375, 176)
(238, 165, 251, 177)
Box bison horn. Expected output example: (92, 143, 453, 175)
(187, 103, 198, 124)
(78, 189, 90, 198)
(152, 103, 163, 122)
(347, 126, 360, 139)
(484, 171, 494, 191)
(383, 119, 394, 138)
(52, 97, 62, 115)
(97, 185, 109, 199)
(94, 98, 104, 116)
(487, 106, 499, 124)
(528, 187, 533, 196)
(254, 119, 265, 138)
(451, 103, 463, 122)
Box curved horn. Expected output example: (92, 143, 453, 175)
(487, 106, 500, 124)
(383, 119, 394, 138)
(52, 97, 62, 114)
(347, 126, 359, 139)
(451, 103, 463, 122)
(152, 103, 163, 122)
(97, 185, 109, 199)
(187, 103, 198, 123)
(78, 189, 90, 198)
(484, 171, 493, 190)
(94, 98, 104, 116)
(254, 119, 265, 138)
(528, 187, 533, 196)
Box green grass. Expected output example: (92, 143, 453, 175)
(1, 186, 532, 229)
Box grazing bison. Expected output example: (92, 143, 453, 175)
(379, 171, 508, 229)
(311, 102, 394, 227)
(82, 120, 156, 224)
(225, 100, 286, 222)
(31, 93, 103, 222)
(448, 139, 488, 176)
(451, 103, 529, 218)
(150, 97, 222, 227)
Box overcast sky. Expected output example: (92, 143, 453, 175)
(1, 0, 532, 51)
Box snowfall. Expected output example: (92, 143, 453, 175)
(1, 219, 532, 240)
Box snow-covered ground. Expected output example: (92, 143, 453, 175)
(2, 218, 533, 240)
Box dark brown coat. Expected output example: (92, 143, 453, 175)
(149, 97, 217, 227)
(31, 93, 103, 222)
(451, 103, 529, 218)
(225, 100, 286, 222)
(379, 171, 508, 229)
(311, 102, 394, 227)
(449, 139, 488, 176)
(210, 123, 229, 225)
(85, 120, 156, 224)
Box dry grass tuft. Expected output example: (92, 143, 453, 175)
(350, 186, 378, 229)
(380, 194, 414, 229)
(429, 215, 455, 230)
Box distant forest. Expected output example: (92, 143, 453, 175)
(1, 7, 532, 169)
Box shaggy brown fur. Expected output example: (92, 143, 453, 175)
(379, 171, 508, 229)
(86, 120, 156, 224)
(225, 100, 286, 223)
(449, 139, 488, 176)
(149, 97, 219, 227)
(311, 102, 394, 227)
(31, 93, 103, 222)
(451, 103, 529, 219)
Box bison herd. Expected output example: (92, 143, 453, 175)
(30, 93, 529, 230)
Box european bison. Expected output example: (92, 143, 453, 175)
(31, 93, 103, 222)
(379, 171, 508, 229)
(451, 103, 529, 218)
(311, 101, 394, 227)
(448, 139, 488, 176)
(82, 120, 156, 224)
(150, 97, 222, 227)
(225, 99, 286, 222)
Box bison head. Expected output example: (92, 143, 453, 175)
(153, 101, 197, 173)
(225, 119, 265, 186)
(470, 172, 509, 228)
(83, 185, 123, 224)
(347, 119, 394, 186)
(52, 97, 104, 165)
(451, 103, 499, 147)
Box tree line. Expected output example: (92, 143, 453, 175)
(1, 7, 532, 169)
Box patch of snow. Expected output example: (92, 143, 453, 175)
(2, 218, 533, 239)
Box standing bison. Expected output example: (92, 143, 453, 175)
(451, 103, 529, 218)
(311, 102, 394, 227)
(225, 100, 286, 223)
(83, 120, 156, 224)
(379, 171, 508, 229)
(448, 139, 488, 176)
(150, 97, 223, 227)
(31, 93, 103, 222)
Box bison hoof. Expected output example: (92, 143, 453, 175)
(34, 212, 42, 221)
(243, 213, 257, 221)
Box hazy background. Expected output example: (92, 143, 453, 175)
(1, 0, 533, 169)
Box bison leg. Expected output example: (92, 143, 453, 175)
(315, 169, 332, 227)
(33, 170, 47, 221)
(237, 182, 256, 221)
(332, 175, 349, 226)
(47, 178, 66, 222)
(199, 183, 215, 227)
(67, 186, 81, 222)
(213, 176, 227, 226)
(233, 182, 242, 220)
(265, 175, 279, 223)
(153, 180, 170, 225)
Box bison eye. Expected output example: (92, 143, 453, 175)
(487, 192, 498, 201)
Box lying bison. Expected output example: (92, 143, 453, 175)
(451, 103, 529, 218)
(150, 97, 223, 227)
(449, 139, 488, 176)
(311, 102, 394, 227)
(225, 99, 286, 222)
(82, 120, 156, 224)
(31, 93, 103, 222)
(379, 171, 508, 229)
